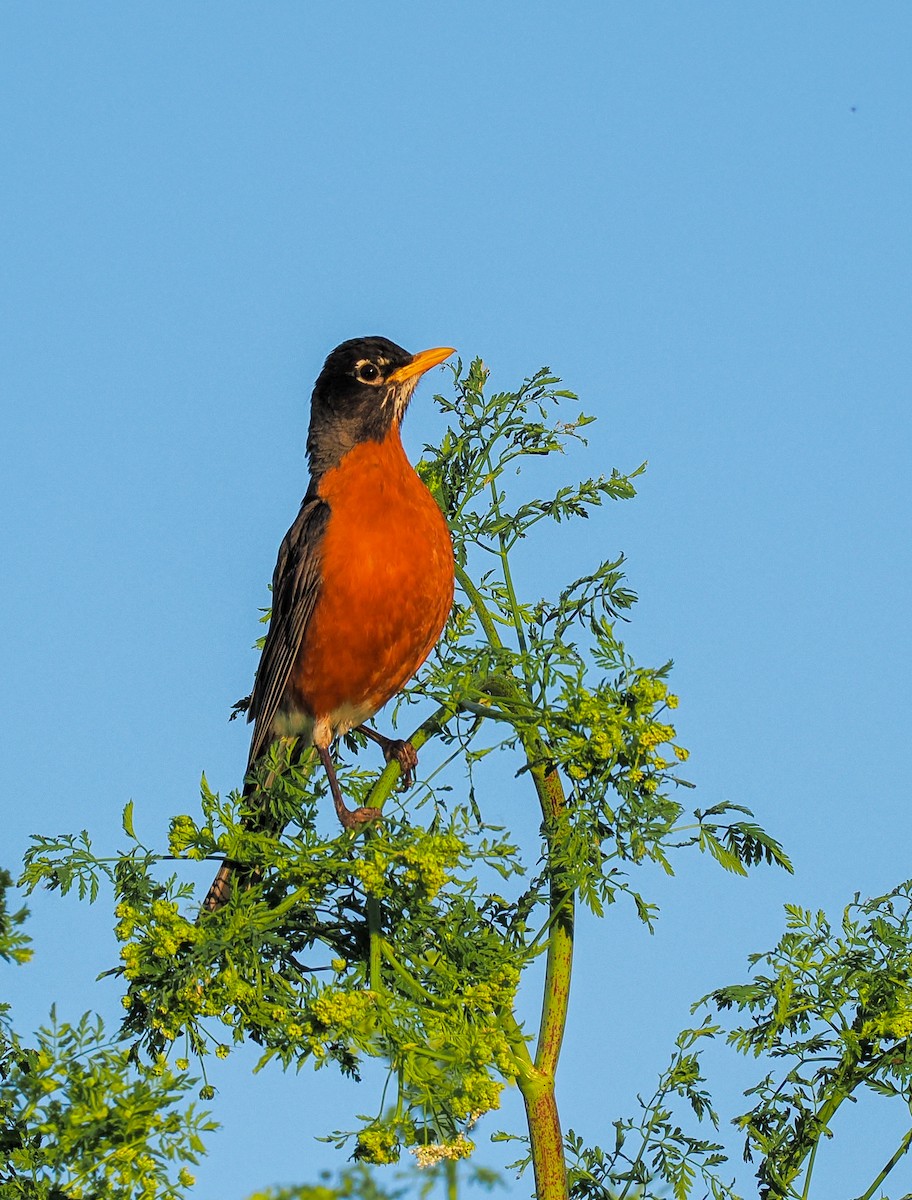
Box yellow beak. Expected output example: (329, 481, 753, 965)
(387, 345, 455, 384)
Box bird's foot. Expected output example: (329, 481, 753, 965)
(380, 738, 418, 788)
(337, 803, 383, 831)
(355, 725, 419, 788)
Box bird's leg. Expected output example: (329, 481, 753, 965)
(355, 724, 419, 788)
(316, 743, 382, 830)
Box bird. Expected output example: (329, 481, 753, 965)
(203, 337, 456, 912)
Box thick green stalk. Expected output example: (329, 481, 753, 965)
(521, 1071, 570, 1200)
(520, 748, 573, 1200)
(458, 563, 573, 1200)
(503, 1008, 568, 1200)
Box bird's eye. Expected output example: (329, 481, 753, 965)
(356, 361, 382, 384)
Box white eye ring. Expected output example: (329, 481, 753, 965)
(355, 360, 382, 384)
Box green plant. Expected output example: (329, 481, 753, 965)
(19, 360, 791, 1199)
(0, 871, 215, 1199)
(700, 883, 912, 1199)
(244, 1160, 502, 1200)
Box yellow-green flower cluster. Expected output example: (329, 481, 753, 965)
(859, 982, 912, 1041)
(460, 963, 520, 1012)
(115, 897, 262, 1044)
(352, 831, 462, 900)
(414, 1002, 518, 1126)
(310, 987, 377, 1037)
(117, 899, 199, 965)
(561, 675, 688, 789)
(873, 1009, 912, 1039)
(449, 1069, 503, 1120)
(354, 1126, 399, 1164)
(400, 832, 462, 900)
(352, 852, 387, 895)
(167, 814, 206, 859)
(116, 900, 202, 1006)
(562, 687, 625, 781)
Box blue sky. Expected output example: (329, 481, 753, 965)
(3, 3, 911, 1196)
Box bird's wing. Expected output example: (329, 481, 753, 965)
(246, 493, 330, 767)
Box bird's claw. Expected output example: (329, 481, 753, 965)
(337, 803, 383, 831)
(381, 738, 419, 789)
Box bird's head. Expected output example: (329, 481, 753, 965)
(307, 336, 454, 477)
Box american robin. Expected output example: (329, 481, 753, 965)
(204, 337, 455, 911)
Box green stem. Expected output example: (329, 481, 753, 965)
(771, 1053, 859, 1196)
(359, 707, 457, 991)
(456, 699, 513, 722)
(486, 453, 529, 665)
(501, 1008, 534, 1071)
(362, 704, 456, 812)
(800, 1137, 819, 1200)
(497, 535, 527, 659)
(615, 1072, 675, 1200)
(510, 747, 573, 1200)
(503, 1013, 568, 1200)
(525, 891, 575, 958)
(454, 562, 504, 649)
(378, 939, 455, 1009)
(367, 894, 381, 992)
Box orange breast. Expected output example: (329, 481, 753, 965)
(290, 430, 454, 735)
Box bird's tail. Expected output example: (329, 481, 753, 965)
(200, 770, 259, 913)
(202, 859, 236, 912)
(200, 737, 315, 913)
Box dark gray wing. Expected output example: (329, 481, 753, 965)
(246, 493, 330, 768)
